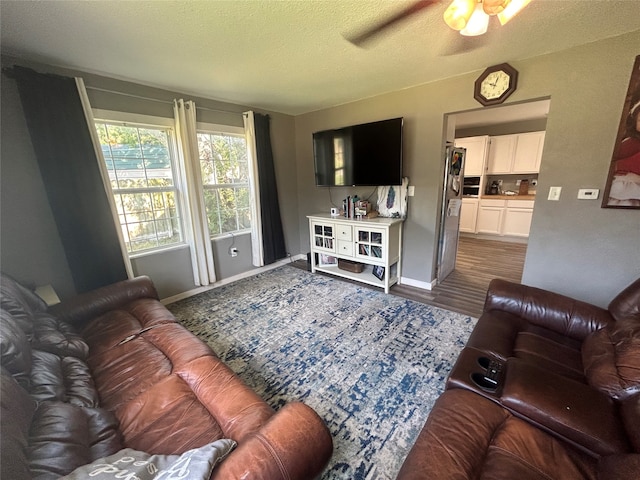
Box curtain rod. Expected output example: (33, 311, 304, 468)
(85, 86, 244, 116)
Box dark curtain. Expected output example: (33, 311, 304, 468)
(11, 66, 127, 292)
(253, 113, 287, 265)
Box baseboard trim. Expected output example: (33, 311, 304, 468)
(400, 276, 436, 291)
(161, 255, 305, 305)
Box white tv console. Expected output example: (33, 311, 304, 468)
(307, 214, 403, 293)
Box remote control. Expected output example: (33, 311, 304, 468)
(484, 360, 502, 385)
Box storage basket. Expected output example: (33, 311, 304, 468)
(338, 259, 364, 273)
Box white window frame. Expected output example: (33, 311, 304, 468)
(93, 110, 189, 258)
(196, 122, 252, 239)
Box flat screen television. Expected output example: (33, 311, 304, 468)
(313, 117, 403, 186)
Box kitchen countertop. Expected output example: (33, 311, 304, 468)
(480, 194, 536, 200)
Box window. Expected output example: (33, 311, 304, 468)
(197, 130, 251, 237)
(95, 121, 183, 254)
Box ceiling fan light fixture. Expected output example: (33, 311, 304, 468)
(482, 0, 511, 15)
(460, 3, 490, 36)
(443, 0, 476, 31)
(497, 0, 533, 25)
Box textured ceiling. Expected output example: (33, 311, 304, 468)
(2, 1, 640, 115)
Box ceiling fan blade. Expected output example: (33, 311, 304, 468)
(345, 0, 438, 47)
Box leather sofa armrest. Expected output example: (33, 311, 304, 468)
(484, 279, 614, 341)
(501, 358, 630, 457)
(49, 276, 159, 328)
(211, 402, 333, 480)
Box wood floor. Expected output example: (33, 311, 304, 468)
(391, 235, 527, 317)
(293, 234, 526, 318)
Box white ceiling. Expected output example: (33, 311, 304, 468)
(2, 1, 640, 116)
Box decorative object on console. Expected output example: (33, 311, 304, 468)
(319, 254, 338, 266)
(474, 63, 519, 106)
(377, 177, 409, 218)
(602, 54, 640, 209)
(372, 265, 385, 280)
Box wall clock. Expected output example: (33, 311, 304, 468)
(474, 63, 518, 106)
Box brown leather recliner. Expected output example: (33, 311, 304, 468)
(398, 277, 640, 480)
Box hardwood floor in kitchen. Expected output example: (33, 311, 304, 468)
(391, 235, 527, 318)
(293, 234, 526, 318)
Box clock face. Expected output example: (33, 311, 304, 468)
(480, 70, 510, 100)
(474, 63, 518, 106)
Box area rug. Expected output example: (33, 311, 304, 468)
(167, 266, 477, 479)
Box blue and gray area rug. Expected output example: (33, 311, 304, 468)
(167, 266, 477, 479)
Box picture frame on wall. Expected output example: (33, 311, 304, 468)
(602, 54, 640, 208)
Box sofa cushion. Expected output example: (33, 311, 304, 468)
(60, 439, 236, 480)
(0, 310, 32, 388)
(0, 274, 47, 334)
(1, 369, 37, 480)
(28, 401, 122, 479)
(81, 305, 213, 412)
(582, 319, 640, 400)
(396, 389, 598, 480)
(30, 350, 99, 407)
(31, 312, 89, 359)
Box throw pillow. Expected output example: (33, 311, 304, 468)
(60, 439, 237, 480)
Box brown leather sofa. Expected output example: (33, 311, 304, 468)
(398, 278, 640, 480)
(0, 274, 333, 479)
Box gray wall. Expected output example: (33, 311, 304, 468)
(295, 31, 640, 307)
(1, 55, 298, 299)
(0, 63, 76, 298)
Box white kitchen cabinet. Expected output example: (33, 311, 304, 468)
(476, 199, 506, 234)
(503, 199, 535, 237)
(308, 214, 403, 293)
(487, 132, 545, 174)
(460, 198, 479, 233)
(512, 132, 545, 173)
(455, 136, 489, 176)
(486, 135, 517, 174)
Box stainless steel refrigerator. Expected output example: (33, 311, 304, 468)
(437, 145, 466, 283)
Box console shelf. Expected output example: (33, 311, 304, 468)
(307, 214, 403, 293)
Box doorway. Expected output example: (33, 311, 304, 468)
(438, 99, 550, 287)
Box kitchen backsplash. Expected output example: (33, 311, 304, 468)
(485, 174, 538, 195)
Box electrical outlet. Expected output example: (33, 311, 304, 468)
(230, 247, 238, 257)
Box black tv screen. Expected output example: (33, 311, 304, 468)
(313, 117, 403, 186)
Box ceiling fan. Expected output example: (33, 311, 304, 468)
(345, 0, 533, 47)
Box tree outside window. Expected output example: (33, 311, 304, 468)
(197, 132, 251, 237)
(96, 122, 183, 253)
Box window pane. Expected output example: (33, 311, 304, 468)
(198, 130, 251, 237)
(238, 208, 251, 230)
(203, 189, 221, 236)
(95, 120, 183, 254)
(235, 186, 250, 209)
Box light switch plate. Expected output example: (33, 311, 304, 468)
(548, 186, 562, 201)
(577, 188, 599, 200)
(408, 185, 415, 197)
